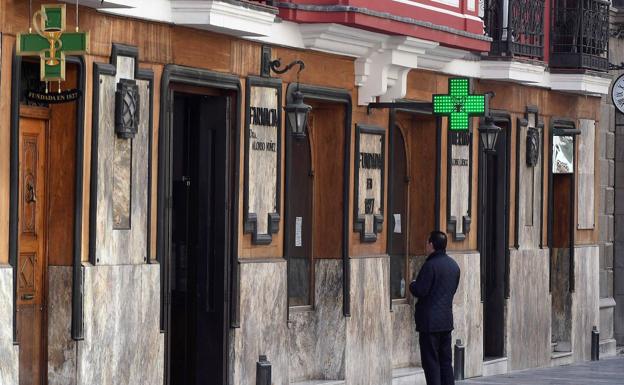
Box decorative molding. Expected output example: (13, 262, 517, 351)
(548, 72, 612, 95)
(480, 60, 546, 84)
(171, 0, 276, 36)
(357, 36, 437, 105)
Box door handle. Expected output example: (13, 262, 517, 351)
(22, 294, 34, 300)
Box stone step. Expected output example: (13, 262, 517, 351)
(599, 338, 617, 357)
(392, 366, 427, 385)
(482, 356, 508, 377)
(551, 350, 573, 367)
(291, 380, 345, 385)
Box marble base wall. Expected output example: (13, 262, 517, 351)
(0, 265, 18, 385)
(571, 246, 600, 362)
(506, 248, 551, 370)
(76, 263, 163, 385)
(231, 260, 289, 385)
(391, 256, 426, 369)
(345, 256, 392, 385)
(288, 259, 345, 382)
(448, 252, 483, 379)
(48, 266, 77, 385)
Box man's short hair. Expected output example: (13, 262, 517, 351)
(428, 231, 447, 251)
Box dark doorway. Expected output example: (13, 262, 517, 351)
(389, 125, 408, 299)
(479, 119, 509, 359)
(285, 126, 314, 307)
(167, 92, 230, 385)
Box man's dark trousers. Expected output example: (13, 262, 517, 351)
(410, 249, 460, 385)
(419, 331, 454, 385)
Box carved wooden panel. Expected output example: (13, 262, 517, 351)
(18, 252, 36, 292)
(21, 134, 39, 235)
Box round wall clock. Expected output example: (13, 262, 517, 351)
(611, 73, 624, 114)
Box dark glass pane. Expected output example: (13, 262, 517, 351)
(390, 255, 406, 299)
(288, 256, 310, 306)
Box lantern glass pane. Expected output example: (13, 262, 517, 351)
(288, 111, 298, 134)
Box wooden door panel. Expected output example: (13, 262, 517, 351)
(17, 112, 48, 385)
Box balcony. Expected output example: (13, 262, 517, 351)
(484, 0, 545, 60)
(551, 0, 609, 71)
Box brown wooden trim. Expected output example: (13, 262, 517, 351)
(19, 105, 50, 120)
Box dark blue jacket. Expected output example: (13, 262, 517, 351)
(409, 250, 460, 333)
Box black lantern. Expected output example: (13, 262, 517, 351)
(479, 116, 501, 153)
(285, 90, 311, 138)
(115, 79, 140, 139)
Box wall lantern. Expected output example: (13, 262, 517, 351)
(285, 90, 311, 138)
(479, 116, 501, 153)
(261, 46, 311, 137)
(115, 78, 140, 139)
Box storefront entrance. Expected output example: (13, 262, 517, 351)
(165, 91, 232, 385)
(13, 59, 83, 385)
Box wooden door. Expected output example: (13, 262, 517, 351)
(17, 109, 48, 385)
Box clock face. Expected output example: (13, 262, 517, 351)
(612, 74, 624, 114)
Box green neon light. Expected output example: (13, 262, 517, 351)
(433, 78, 486, 131)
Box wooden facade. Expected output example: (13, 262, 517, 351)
(0, 1, 608, 384)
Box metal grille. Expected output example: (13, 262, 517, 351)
(551, 0, 609, 71)
(484, 0, 545, 59)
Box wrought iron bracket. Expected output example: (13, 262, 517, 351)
(261, 45, 305, 77)
(609, 62, 624, 71)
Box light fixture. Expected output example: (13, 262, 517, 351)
(285, 90, 311, 138)
(479, 116, 501, 153)
(261, 46, 312, 137)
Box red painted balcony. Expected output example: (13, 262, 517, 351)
(273, 0, 491, 52)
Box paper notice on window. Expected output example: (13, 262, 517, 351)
(393, 214, 401, 233)
(295, 217, 303, 247)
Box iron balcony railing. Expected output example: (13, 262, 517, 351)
(551, 0, 609, 71)
(484, 0, 545, 59)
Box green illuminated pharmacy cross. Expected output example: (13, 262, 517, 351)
(433, 78, 485, 131)
(16, 4, 89, 82)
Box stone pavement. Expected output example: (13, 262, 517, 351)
(460, 356, 624, 384)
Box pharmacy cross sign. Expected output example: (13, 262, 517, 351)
(17, 4, 89, 82)
(433, 78, 486, 131)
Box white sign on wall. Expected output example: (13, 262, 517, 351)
(244, 78, 282, 244)
(354, 125, 385, 242)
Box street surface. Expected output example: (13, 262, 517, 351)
(460, 355, 624, 384)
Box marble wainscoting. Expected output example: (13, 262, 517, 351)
(448, 252, 483, 379)
(0, 265, 18, 385)
(390, 255, 425, 369)
(231, 259, 289, 385)
(345, 256, 392, 385)
(506, 248, 551, 370)
(288, 259, 345, 382)
(571, 245, 600, 362)
(76, 263, 163, 385)
(48, 266, 77, 385)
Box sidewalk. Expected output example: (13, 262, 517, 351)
(460, 355, 624, 385)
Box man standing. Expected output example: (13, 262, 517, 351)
(410, 231, 460, 385)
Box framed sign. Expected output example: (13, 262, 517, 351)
(447, 130, 472, 241)
(354, 124, 385, 242)
(244, 77, 282, 244)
